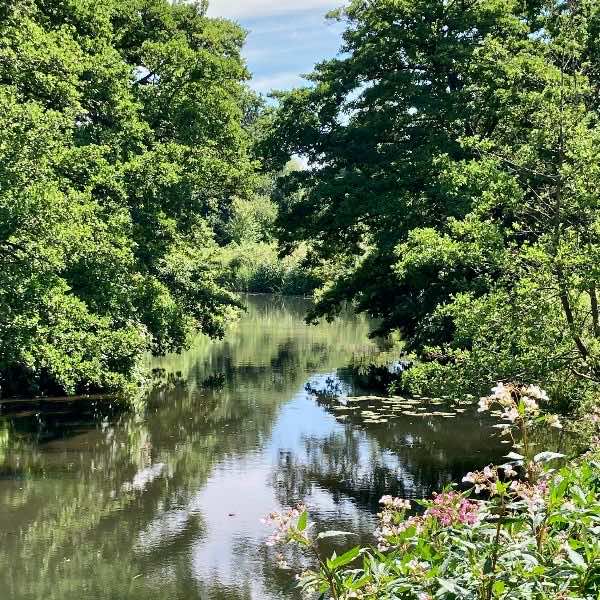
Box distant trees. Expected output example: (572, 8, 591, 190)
(0, 0, 258, 398)
(264, 0, 600, 400)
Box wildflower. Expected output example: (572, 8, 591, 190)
(546, 414, 562, 429)
(425, 492, 479, 526)
(379, 495, 411, 510)
(375, 514, 424, 549)
(510, 480, 548, 512)
(501, 406, 520, 423)
(478, 397, 491, 412)
(522, 396, 540, 414)
(500, 463, 518, 478)
(525, 385, 549, 402)
(407, 559, 430, 573)
(462, 466, 498, 494)
(262, 503, 307, 547)
(462, 472, 475, 484)
(491, 382, 512, 404)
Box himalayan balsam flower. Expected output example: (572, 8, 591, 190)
(525, 385, 549, 402)
(380, 495, 411, 510)
(463, 466, 499, 494)
(478, 397, 492, 412)
(500, 463, 518, 478)
(491, 382, 512, 404)
(425, 492, 479, 526)
(546, 414, 562, 429)
(510, 480, 549, 512)
(262, 504, 306, 547)
(522, 396, 540, 414)
(501, 406, 520, 423)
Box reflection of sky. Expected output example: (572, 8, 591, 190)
(174, 377, 418, 596)
(206, 3, 345, 94)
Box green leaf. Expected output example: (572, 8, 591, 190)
(534, 452, 565, 464)
(329, 546, 361, 570)
(436, 578, 468, 597)
(493, 580, 506, 596)
(297, 510, 308, 532)
(566, 546, 587, 569)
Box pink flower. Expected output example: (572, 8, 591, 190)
(502, 407, 520, 422)
(424, 492, 479, 527)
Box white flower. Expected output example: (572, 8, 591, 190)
(500, 463, 517, 478)
(501, 407, 520, 422)
(491, 382, 511, 403)
(522, 396, 539, 413)
(546, 414, 562, 429)
(478, 397, 491, 412)
(525, 385, 549, 402)
(462, 472, 475, 483)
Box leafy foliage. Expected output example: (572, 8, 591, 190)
(0, 0, 256, 398)
(264, 0, 600, 399)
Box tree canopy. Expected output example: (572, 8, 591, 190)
(0, 0, 258, 398)
(264, 0, 600, 399)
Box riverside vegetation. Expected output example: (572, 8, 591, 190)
(0, 0, 316, 401)
(263, 384, 600, 599)
(2, 1, 600, 599)
(4, 0, 600, 409)
(262, 0, 600, 410)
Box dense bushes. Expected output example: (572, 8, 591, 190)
(220, 241, 320, 296)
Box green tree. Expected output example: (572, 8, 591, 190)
(264, 0, 600, 400)
(0, 0, 257, 399)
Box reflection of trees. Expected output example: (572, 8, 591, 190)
(271, 403, 509, 517)
(0, 295, 375, 600)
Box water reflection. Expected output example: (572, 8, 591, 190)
(1, 295, 504, 600)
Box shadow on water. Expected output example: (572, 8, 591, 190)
(0, 295, 507, 600)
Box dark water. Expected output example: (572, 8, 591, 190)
(0, 295, 506, 600)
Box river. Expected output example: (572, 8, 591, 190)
(0, 295, 506, 599)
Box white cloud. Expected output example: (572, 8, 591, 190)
(206, 0, 341, 19)
(251, 71, 308, 93)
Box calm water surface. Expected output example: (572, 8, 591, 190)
(0, 296, 506, 600)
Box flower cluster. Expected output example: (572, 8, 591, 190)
(261, 503, 307, 547)
(380, 495, 411, 510)
(478, 382, 560, 429)
(375, 496, 422, 552)
(509, 479, 549, 512)
(463, 465, 498, 494)
(425, 491, 479, 526)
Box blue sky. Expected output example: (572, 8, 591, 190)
(207, 1, 345, 95)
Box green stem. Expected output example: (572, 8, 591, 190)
(485, 497, 506, 600)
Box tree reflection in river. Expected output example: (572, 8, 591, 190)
(0, 295, 503, 600)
